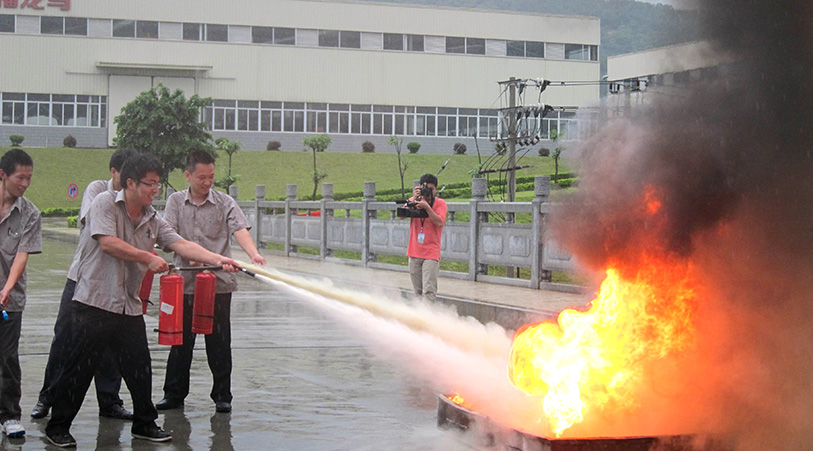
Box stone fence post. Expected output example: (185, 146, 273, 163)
(531, 176, 551, 287)
(320, 183, 333, 259)
(228, 185, 238, 200)
(284, 184, 297, 256)
(361, 182, 376, 265)
(253, 184, 265, 247)
(469, 178, 487, 281)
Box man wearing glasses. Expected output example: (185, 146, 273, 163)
(45, 153, 240, 447)
(0, 149, 42, 440)
(32, 147, 136, 422)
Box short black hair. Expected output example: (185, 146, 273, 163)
(419, 173, 438, 187)
(0, 148, 33, 177)
(109, 147, 137, 172)
(120, 153, 163, 188)
(185, 150, 216, 172)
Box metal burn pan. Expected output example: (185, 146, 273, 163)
(437, 394, 729, 451)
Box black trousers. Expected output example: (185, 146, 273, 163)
(46, 303, 158, 436)
(0, 311, 22, 423)
(163, 293, 232, 403)
(38, 278, 123, 409)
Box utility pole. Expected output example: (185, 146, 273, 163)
(507, 77, 518, 203)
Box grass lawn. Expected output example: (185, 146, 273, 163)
(4, 146, 569, 209)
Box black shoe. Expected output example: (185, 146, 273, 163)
(30, 401, 50, 419)
(155, 398, 184, 410)
(99, 404, 134, 421)
(46, 430, 77, 448)
(132, 424, 172, 442)
(215, 401, 232, 413)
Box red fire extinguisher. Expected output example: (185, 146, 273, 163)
(158, 267, 184, 346)
(192, 271, 217, 335)
(139, 252, 158, 315)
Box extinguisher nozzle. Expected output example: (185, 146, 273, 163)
(238, 267, 256, 278)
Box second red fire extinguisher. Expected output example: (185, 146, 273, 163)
(192, 271, 217, 335)
(158, 267, 184, 346)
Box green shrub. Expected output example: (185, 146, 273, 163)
(9, 135, 24, 147)
(538, 147, 550, 157)
(407, 142, 421, 154)
(266, 140, 281, 151)
(67, 216, 78, 228)
(42, 207, 80, 217)
(362, 141, 375, 153)
(453, 142, 467, 155)
(63, 135, 77, 148)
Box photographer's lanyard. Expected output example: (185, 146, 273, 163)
(417, 218, 426, 244)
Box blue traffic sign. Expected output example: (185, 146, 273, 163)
(68, 183, 78, 199)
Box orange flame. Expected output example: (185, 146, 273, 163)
(508, 256, 698, 437)
(644, 185, 662, 215)
(447, 393, 472, 410)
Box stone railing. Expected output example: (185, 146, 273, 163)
(158, 177, 579, 292)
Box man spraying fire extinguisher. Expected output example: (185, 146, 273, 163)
(156, 150, 266, 415)
(44, 153, 240, 448)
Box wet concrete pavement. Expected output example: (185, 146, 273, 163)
(3, 224, 590, 450)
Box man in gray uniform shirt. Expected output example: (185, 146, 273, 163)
(32, 147, 136, 421)
(156, 151, 267, 414)
(0, 149, 42, 440)
(45, 153, 239, 448)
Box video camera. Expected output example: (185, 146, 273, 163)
(395, 184, 434, 218)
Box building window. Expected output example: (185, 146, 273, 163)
(590, 45, 598, 61)
(183, 23, 201, 41)
(506, 41, 524, 57)
(318, 29, 339, 47)
(565, 44, 590, 60)
(340, 31, 360, 49)
(205, 24, 228, 42)
(407, 35, 424, 52)
(466, 38, 485, 55)
(65, 17, 87, 36)
(274, 27, 295, 45)
(0, 14, 14, 33)
(40, 16, 63, 34)
(252, 26, 273, 44)
(383, 33, 403, 50)
(526, 41, 544, 58)
(1, 92, 105, 127)
(112, 19, 135, 38)
(1, 93, 25, 125)
(136, 20, 158, 39)
(446, 36, 465, 54)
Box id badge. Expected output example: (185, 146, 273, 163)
(417, 233, 425, 244)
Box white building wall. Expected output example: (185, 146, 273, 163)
(1, 0, 600, 149)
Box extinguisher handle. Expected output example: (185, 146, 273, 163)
(176, 265, 224, 271)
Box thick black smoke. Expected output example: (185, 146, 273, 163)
(551, 1, 813, 448)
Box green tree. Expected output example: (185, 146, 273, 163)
(113, 84, 214, 195)
(214, 137, 241, 190)
(303, 134, 331, 200)
(388, 135, 410, 199)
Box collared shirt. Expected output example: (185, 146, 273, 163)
(67, 178, 114, 281)
(0, 196, 42, 312)
(73, 190, 182, 316)
(163, 188, 250, 294)
(406, 197, 447, 261)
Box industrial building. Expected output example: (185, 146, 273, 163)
(0, 0, 600, 152)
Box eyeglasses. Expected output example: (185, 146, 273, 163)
(138, 180, 160, 190)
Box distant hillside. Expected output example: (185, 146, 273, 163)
(358, 0, 701, 75)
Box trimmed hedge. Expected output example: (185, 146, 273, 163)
(67, 216, 78, 228)
(323, 173, 578, 201)
(42, 207, 80, 217)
